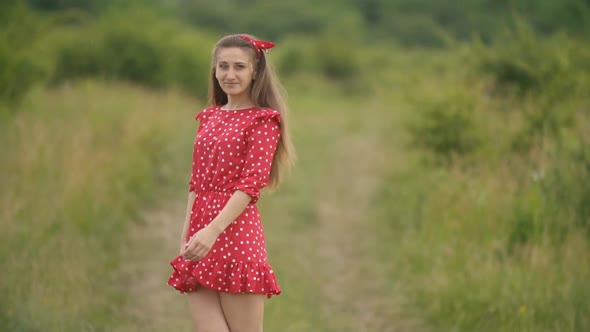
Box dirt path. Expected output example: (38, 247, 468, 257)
(116, 202, 193, 332)
(312, 130, 421, 332)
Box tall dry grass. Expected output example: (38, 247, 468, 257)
(372, 44, 590, 331)
(0, 81, 196, 331)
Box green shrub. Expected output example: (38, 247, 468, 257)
(0, 46, 46, 103)
(381, 14, 450, 47)
(408, 95, 480, 163)
(474, 21, 578, 97)
(52, 25, 166, 87)
(314, 39, 361, 81)
(163, 32, 211, 96)
(276, 40, 311, 77)
(51, 17, 212, 97)
(104, 28, 167, 87)
(0, 2, 51, 104)
(51, 34, 102, 81)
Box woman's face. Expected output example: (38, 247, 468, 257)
(215, 47, 256, 99)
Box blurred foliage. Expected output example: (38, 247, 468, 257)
(50, 19, 213, 95)
(0, 82, 196, 330)
(177, 0, 344, 41)
(2, 0, 590, 104)
(171, 0, 590, 45)
(507, 137, 590, 251)
(27, 0, 101, 12)
(469, 21, 590, 154)
(372, 14, 590, 329)
(0, 45, 45, 104)
(475, 21, 583, 97)
(541, 140, 590, 233)
(511, 97, 577, 151)
(0, 2, 49, 103)
(408, 94, 480, 163)
(0, 2, 214, 104)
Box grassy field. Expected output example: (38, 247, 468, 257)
(370, 47, 590, 331)
(0, 81, 197, 331)
(1, 42, 589, 332)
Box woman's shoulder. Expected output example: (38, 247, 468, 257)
(195, 106, 219, 121)
(196, 105, 281, 123)
(252, 107, 281, 123)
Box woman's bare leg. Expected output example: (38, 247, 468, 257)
(187, 287, 230, 332)
(219, 293, 265, 332)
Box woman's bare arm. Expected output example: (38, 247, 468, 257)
(208, 190, 251, 234)
(182, 190, 251, 260)
(179, 191, 197, 253)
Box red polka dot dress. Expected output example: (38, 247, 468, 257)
(168, 105, 282, 298)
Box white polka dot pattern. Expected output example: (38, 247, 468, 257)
(168, 106, 281, 298)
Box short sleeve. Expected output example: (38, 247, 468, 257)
(195, 107, 214, 122)
(234, 110, 281, 204)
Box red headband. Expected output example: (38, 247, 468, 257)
(238, 34, 275, 59)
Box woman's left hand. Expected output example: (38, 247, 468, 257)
(182, 226, 220, 261)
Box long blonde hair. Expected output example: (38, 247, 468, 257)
(207, 34, 295, 190)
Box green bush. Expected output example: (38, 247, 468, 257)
(0, 1, 51, 104)
(475, 21, 578, 97)
(314, 39, 361, 81)
(408, 95, 480, 163)
(51, 23, 168, 87)
(0, 2, 216, 102)
(163, 32, 211, 96)
(381, 14, 450, 47)
(101, 28, 167, 87)
(276, 38, 314, 77)
(179, 0, 337, 41)
(51, 34, 102, 81)
(0, 46, 46, 103)
(51, 17, 212, 97)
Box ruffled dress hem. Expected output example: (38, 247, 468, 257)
(168, 255, 281, 299)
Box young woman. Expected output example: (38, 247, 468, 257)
(168, 34, 295, 332)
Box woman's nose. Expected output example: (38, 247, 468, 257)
(226, 69, 236, 79)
